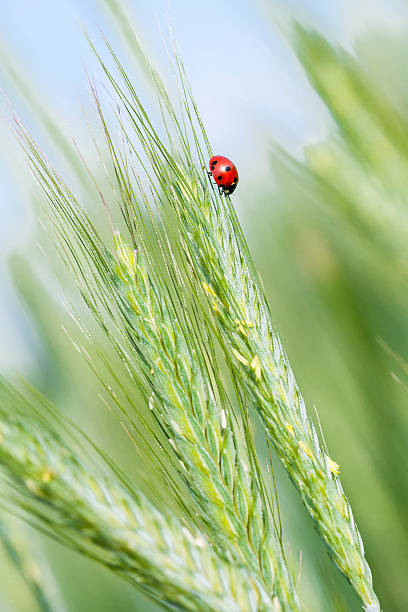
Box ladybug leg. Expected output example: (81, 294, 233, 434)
(205, 168, 218, 193)
(205, 168, 214, 185)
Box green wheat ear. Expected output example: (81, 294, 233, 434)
(0, 380, 275, 612)
(12, 95, 301, 609)
(85, 31, 380, 612)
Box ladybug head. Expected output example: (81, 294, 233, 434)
(223, 183, 237, 196)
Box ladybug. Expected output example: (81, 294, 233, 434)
(208, 155, 239, 195)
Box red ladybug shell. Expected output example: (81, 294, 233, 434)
(209, 155, 239, 195)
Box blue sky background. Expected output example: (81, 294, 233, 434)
(0, 0, 407, 372)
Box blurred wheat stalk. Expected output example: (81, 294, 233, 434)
(0, 11, 383, 612)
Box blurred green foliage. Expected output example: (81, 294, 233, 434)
(1, 5, 408, 612)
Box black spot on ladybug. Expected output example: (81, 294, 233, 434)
(217, 175, 222, 181)
(225, 166, 231, 171)
(212, 160, 218, 165)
